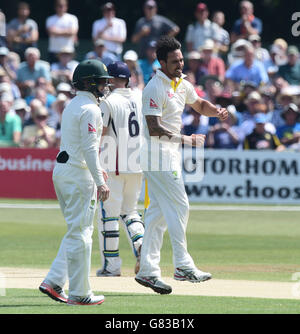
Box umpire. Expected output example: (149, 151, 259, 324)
(39, 59, 111, 306)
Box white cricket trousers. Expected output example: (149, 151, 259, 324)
(98, 172, 143, 272)
(138, 171, 196, 277)
(45, 163, 97, 297)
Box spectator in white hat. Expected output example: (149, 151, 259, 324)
(198, 39, 226, 82)
(123, 49, 144, 91)
(50, 46, 78, 84)
(13, 98, 30, 128)
(226, 38, 252, 65)
(56, 81, 74, 99)
(0, 82, 12, 97)
(184, 50, 203, 85)
(248, 34, 270, 66)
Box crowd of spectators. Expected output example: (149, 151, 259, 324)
(0, 0, 300, 151)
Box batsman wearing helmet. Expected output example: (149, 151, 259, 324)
(97, 61, 144, 277)
(39, 59, 111, 306)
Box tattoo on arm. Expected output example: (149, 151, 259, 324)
(146, 115, 181, 141)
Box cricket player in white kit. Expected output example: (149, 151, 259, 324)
(39, 59, 111, 305)
(97, 61, 144, 277)
(135, 36, 228, 294)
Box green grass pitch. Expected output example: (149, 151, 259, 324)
(0, 199, 300, 314)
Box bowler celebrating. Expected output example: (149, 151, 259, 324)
(135, 36, 228, 294)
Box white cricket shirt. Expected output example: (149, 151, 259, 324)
(100, 88, 142, 173)
(59, 91, 105, 186)
(141, 69, 199, 172)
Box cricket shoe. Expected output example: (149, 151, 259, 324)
(174, 267, 212, 283)
(39, 280, 68, 303)
(67, 294, 105, 306)
(135, 275, 172, 294)
(96, 268, 121, 277)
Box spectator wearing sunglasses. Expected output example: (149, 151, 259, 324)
(21, 105, 56, 148)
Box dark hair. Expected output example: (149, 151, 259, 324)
(18, 2, 30, 9)
(156, 36, 181, 62)
(56, 0, 68, 7)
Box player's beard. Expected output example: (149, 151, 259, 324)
(162, 61, 183, 80)
(166, 66, 182, 80)
(174, 68, 182, 78)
